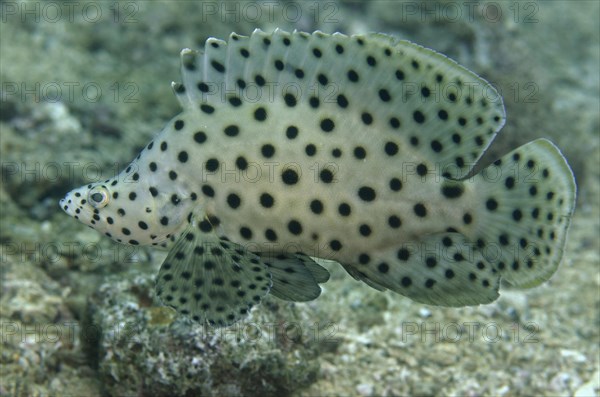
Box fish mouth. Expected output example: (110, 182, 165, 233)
(59, 193, 80, 217)
(59, 196, 72, 215)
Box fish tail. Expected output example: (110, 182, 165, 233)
(472, 138, 576, 288)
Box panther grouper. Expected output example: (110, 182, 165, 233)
(60, 29, 576, 327)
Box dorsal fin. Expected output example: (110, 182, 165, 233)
(172, 29, 505, 178)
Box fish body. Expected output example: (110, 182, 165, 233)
(60, 30, 576, 326)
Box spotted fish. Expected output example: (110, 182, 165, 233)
(60, 29, 576, 327)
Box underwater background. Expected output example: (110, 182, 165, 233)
(1, 1, 598, 396)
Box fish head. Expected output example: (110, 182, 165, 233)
(60, 174, 192, 246)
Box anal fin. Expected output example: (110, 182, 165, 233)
(344, 233, 500, 306)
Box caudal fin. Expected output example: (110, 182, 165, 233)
(472, 138, 576, 288)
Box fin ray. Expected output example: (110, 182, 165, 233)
(344, 233, 500, 306)
(472, 138, 576, 287)
(155, 215, 272, 327)
(257, 252, 329, 302)
(176, 30, 505, 178)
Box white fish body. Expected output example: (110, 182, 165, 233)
(60, 30, 576, 327)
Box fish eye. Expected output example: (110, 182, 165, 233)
(88, 186, 110, 208)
